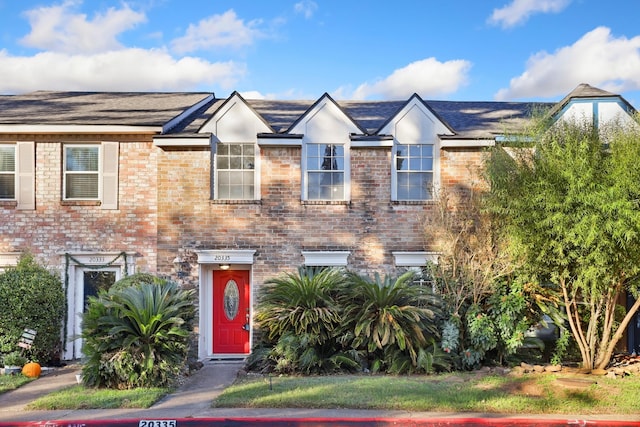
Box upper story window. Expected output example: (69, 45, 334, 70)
(62, 142, 119, 209)
(393, 143, 434, 201)
(303, 143, 348, 201)
(0, 145, 16, 199)
(64, 145, 99, 199)
(215, 143, 257, 200)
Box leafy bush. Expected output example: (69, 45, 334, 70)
(254, 267, 359, 374)
(337, 271, 444, 373)
(0, 254, 65, 364)
(81, 273, 195, 389)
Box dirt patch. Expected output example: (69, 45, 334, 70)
(500, 377, 547, 397)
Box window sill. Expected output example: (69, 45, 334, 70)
(61, 200, 101, 206)
(301, 200, 350, 206)
(0, 200, 18, 208)
(210, 199, 262, 205)
(391, 200, 435, 206)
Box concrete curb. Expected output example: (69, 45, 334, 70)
(1, 416, 640, 427)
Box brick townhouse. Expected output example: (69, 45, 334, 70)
(0, 84, 637, 360)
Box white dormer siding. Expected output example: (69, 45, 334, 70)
(200, 93, 271, 201)
(289, 95, 362, 202)
(556, 97, 638, 133)
(379, 96, 449, 201)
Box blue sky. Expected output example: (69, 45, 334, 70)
(0, 0, 639, 106)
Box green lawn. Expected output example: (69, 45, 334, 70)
(212, 372, 640, 415)
(25, 385, 168, 410)
(0, 374, 33, 394)
(9, 370, 640, 415)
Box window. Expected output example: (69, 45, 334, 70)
(215, 143, 256, 200)
(304, 143, 346, 201)
(0, 145, 16, 199)
(64, 145, 99, 199)
(62, 142, 119, 209)
(394, 143, 434, 200)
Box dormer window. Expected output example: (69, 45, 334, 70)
(393, 142, 434, 200)
(215, 142, 257, 200)
(304, 143, 346, 201)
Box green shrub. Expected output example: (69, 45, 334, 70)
(0, 254, 65, 364)
(81, 273, 195, 389)
(254, 267, 359, 374)
(337, 271, 444, 373)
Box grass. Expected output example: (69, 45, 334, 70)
(25, 385, 168, 410)
(212, 372, 640, 415)
(0, 374, 34, 394)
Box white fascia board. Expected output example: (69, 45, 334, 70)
(350, 138, 394, 148)
(162, 94, 215, 134)
(153, 136, 211, 147)
(440, 139, 495, 148)
(257, 136, 303, 146)
(0, 125, 161, 134)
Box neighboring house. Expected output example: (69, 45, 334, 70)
(0, 84, 637, 360)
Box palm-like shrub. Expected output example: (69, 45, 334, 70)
(256, 267, 344, 344)
(338, 271, 443, 373)
(82, 274, 195, 389)
(254, 266, 358, 373)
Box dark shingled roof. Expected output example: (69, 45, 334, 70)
(0, 91, 214, 127)
(240, 98, 553, 138)
(0, 84, 630, 140)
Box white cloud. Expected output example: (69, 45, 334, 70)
(488, 0, 571, 28)
(495, 27, 640, 100)
(171, 10, 263, 54)
(343, 58, 471, 100)
(0, 48, 245, 93)
(294, 1, 318, 19)
(20, 0, 146, 54)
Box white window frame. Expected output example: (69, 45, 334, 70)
(391, 142, 436, 201)
(214, 142, 260, 200)
(63, 144, 101, 201)
(301, 142, 350, 201)
(0, 144, 16, 200)
(62, 142, 119, 209)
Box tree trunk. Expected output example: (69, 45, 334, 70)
(596, 294, 640, 370)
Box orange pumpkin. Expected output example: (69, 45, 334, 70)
(22, 361, 41, 378)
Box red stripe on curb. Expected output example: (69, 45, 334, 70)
(2, 418, 640, 427)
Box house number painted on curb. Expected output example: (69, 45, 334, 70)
(139, 420, 177, 427)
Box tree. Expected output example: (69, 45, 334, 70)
(485, 117, 640, 371)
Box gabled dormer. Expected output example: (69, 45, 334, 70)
(378, 94, 450, 201)
(200, 91, 273, 142)
(552, 83, 638, 131)
(200, 92, 273, 201)
(289, 93, 365, 202)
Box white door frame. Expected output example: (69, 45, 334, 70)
(195, 249, 255, 360)
(62, 252, 135, 360)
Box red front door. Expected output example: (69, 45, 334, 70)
(213, 270, 250, 354)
